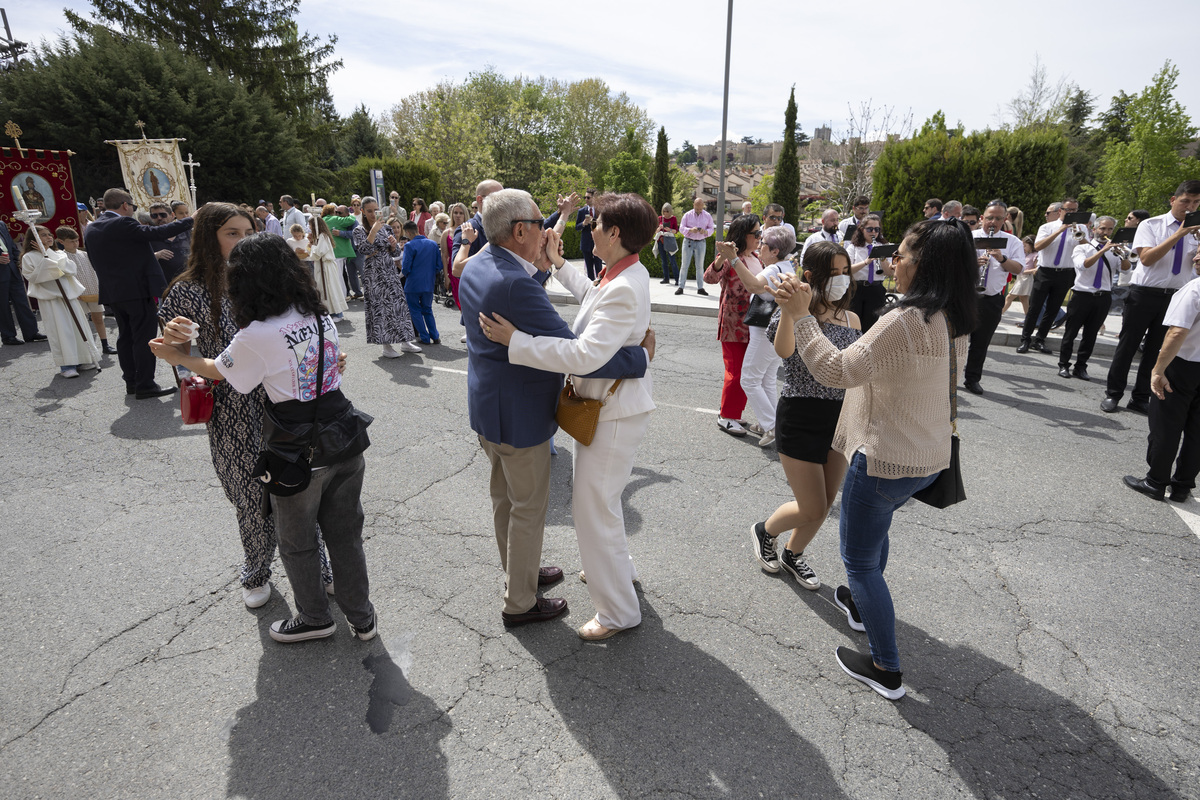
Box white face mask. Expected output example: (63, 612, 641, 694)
(825, 275, 851, 301)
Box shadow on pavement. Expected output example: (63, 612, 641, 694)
(226, 618, 451, 800)
(514, 599, 849, 799)
(788, 585, 1182, 799)
(108, 393, 207, 439)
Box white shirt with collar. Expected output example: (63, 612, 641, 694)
(1070, 239, 1118, 293)
(1130, 211, 1199, 290)
(1162, 277, 1200, 363)
(973, 229, 1025, 296)
(800, 229, 840, 263)
(1035, 219, 1082, 269)
(843, 242, 890, 283)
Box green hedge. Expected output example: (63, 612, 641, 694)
(561, 223, 715, 279)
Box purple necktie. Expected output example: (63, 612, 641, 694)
(867, 244, 874, 284)
(1172, 239, 1184, 275)
(1094, 249, 1108, 290)
(1053, 227, 1067, 266)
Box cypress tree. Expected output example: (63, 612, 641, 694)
(651, 127, 672, 212)
(771, 87, 801, 227)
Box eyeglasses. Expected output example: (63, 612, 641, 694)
(150, 212, 170, 219)
(766, 214, 782, 221)
(125, 202, 139, 212)
(749, 229, 761, 236)
(863, 227, 881, 232)
(512, 218, 545, 227)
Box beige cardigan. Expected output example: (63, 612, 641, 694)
(795, 305, 965, 478)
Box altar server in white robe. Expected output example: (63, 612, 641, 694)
(20, 225, 98, 378)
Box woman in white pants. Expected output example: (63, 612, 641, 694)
(717, 225, 797, 447)
(483, 193, 657, 641)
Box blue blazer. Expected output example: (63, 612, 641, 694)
(83, 211, 194, 304)
(459, 244, 647, 448)
(0, 221, 20, 284)
(400, 235, 442, 294)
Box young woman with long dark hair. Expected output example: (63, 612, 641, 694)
(153, 234, 376, 643)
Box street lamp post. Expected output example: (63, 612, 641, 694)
(716, 0, 734, 237)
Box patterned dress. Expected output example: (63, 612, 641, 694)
(159, 281, 331, 589)
(352, 224, 416, 345)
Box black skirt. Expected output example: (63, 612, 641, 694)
(775, 396, 843, 463)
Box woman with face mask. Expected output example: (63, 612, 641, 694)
(748, 240, 859, 591)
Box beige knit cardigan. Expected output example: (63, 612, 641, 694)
(795, 306, 966, 478)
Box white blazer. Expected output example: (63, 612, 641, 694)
(508, 259, 654, 423)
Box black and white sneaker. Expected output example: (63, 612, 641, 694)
(835, 646, 905, 700)
(350, 614, 378, 641)
(269, 616, 336, 643)
(780, 549, 820, 590)
(752, 522, 779, 572)
(834, 585, 866, 632)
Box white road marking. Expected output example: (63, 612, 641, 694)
(430, 366, 468, 376)
(1170, 501, 1200, 541)
(656, 402, 720, 415)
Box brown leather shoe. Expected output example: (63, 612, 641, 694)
(501, 597, 568, 628)
(537, 566, 564, 586)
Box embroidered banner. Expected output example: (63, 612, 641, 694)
(0, 147, 80, 240)
(107, 138, 189, 211)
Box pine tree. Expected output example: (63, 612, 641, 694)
(771, 87, 801, 227)
(651, 127, 672, 212)
(335, 105, 390, 170)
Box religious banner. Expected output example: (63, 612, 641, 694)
(0, 145, 81, 240)
(106, 135, 190, 211)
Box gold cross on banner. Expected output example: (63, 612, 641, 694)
(135, 120, 147, 139)
(4, 120, 24, 156)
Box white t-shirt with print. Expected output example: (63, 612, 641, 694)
(216, 309, 340, 404)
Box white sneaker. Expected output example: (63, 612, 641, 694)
(398, 340, 423, 353)
(758, 429, 775, 447)
(381, 344, 402, 358)
(242, 584, 271, 608)
(459, 333, 468, 343)
(717, 417, 746, 436)
(58, 367, 79, 379)
(78, 362, 100, 371)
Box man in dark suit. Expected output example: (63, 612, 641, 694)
(0, 219, 47, 346)
(575, 188, 599, 280)
(84, 188, 192, 398)
(459, 188, 648, 629)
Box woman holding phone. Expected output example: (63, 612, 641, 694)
(843, 214, 892, 331)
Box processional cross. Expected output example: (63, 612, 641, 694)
(182, 152, 200, 210)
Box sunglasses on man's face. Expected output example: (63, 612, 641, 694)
(150, 212, 170, 219)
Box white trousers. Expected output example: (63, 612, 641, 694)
(572, 411, 651, 629)
(740, 324, 780, 432)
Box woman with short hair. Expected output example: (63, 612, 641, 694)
(482, 192, 657, 641)
(772, 218, 978, 700)
(656, 203, 679, 285)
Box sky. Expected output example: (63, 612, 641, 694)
(8, 1, 1199, 149)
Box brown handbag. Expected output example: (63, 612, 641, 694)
(555, 377, 622, 446)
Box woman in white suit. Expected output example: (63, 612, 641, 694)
(483, 192, 657, 641)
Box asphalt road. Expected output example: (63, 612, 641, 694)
(1, 289, 1197, 799)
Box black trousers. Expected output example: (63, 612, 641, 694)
(965, 293, 1003, 384)
(111, 298, 160, 392)
(850, 281, 887, 332)
(1105, 286, 1173, 404)
(580, 244, 600, 281)
(1021, 267, 1075, 341)
(0, 274, 40, 341)
(1147, 357, 1200, 491)
(1058, 290, 1111, 370)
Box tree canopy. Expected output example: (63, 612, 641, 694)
(0, 28, 307, 203)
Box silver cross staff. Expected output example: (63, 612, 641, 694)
(182, 152, 200, 210)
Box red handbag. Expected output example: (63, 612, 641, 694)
(180, 376, 218, 424)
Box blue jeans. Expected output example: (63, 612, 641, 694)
(657, 241, 678, 281)
(345, 255, 364, 296)
(405, 290, 439, 342)
(679, 238, 707, 290)
(839, 451, 937, 672)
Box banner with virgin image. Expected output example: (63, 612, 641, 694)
(108, 138, 189, 212)
(0, 146, 80, 240)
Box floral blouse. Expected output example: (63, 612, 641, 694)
(704, 251, 762, 343)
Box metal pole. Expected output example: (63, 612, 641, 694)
(716, 0, 733, 240)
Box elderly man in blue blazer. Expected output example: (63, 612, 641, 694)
(84, 188, 192, 398)
(0, 219, 47, 346)
(459, 188, 649, 629)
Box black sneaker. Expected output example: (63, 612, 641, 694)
(269, 616, 336, 643)
(752, 522, 779, 573)
(835, 646, 904, 700)
(350, 614, 378, 641)
(780, 549, 820, 589)
(834, 585, 866, 632)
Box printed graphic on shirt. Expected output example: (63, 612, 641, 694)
(220, 351, 234, 368)
(280, 316, 338, 400)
